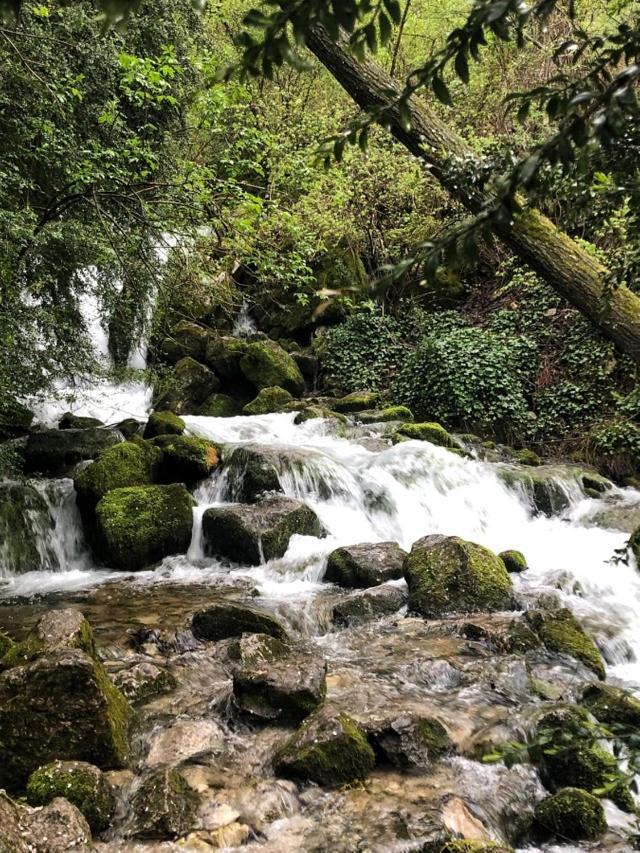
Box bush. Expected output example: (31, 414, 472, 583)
(587, 418, 640, 481)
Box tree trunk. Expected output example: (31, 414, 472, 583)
(307, 24, 640, 364)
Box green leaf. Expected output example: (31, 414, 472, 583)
(432, 76, 452, 106)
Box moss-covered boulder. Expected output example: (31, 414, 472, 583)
(333, 391, 382, 413)
(154, 357, 220, 415)
(404, 535, 513, 617)
(525, 608, 605, 679)
(293, 405, 346, 425)
(160, 320, 210, 364)
(192, 600, 288, 642)
(358, 405, 414, 424)
(1, 609, 96, 671)
(59, 412, 105, 430)
(499, 468, 572, 517)
(324, 542, 406, 588)
(113, 661, 177, 704)
(515, 448, 541, 467)
(239, 339, 305, 396)
(291, 350, 317, 381)
(0, 482, 56, 574)
(0, 397, 33, 440)
(498, 550, 528, 573)
(332, 583, 407, 627)
(26, 760, 116, 832)
(202, 495, 322, 565)
(152, 434, 219, 486)
(116, 417, 142, 438)
(205, 335, 248, 381)
(130, 769, 198, 839)
(196, 393, 242, 417)
(22, 428, 120, 475)
(143, 410, 185, 439)
(243, 386, 294, 416)
(396, 422, 459, 449)
(273, 706, 375, 787)
(95, 484, 194, 570)
(0, 648, 132, 790)
(581, 682, 640, 728)
(534, 788, 606, 840)
(74, 440, 161, 515)
(364, 713, 452, 769)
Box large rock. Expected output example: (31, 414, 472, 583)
(403, 535, 513, 617)
(0, 648, 131, 790)
(333, 391, 382, 413)
(243, 386, 294, 416)
(192, 600, 288, 642)
(363, 713, 452, 769)
(74, 440, 161, 515)
(160, 320, 211, 364)
(0, 482, 56, 574)
(113, 661, 176, 704)
(499, 467, 573, 516)
(222, 444, 311, 502)
(22, 428, 120, 475)
(0, 793, 92, 852)
(26, 759, 116, 832)
(202, 495, 322, 565)
(525, 608, 605, 679)
(534, 788, 606, 841)
(1, 609, 95, 670)
(143, 410, 185, 439)
(152, 434, 220, 486)
(331, 583, 407, 627)
(231, 634, 326, 724)
(205, 335, 248, 381)
(130, 769, 198, 839)
(95, 484, 194, 570)
(239, 339, 305, 396)
(155, 357, 220, 415)
(273, 706, 375, 787)
(59, 412, 104, 430)
(324, 542, 406, 588)
(581, 682, 640, 728)
(358, 405, 414, 424)
(197, 393, 242, 417)
(395, 421, 460, 449)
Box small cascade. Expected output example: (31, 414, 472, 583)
(232, 299, 257, 337)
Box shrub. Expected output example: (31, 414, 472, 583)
(587, 418, 640, 480)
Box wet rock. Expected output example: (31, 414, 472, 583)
(404, 535, 513, 618)
(364, 713, 452, 769)
(113, 661, 177, 703)
(243, 386, 294, 415)
(0, 482, 55, 574)
(581, 682, 640, 728)
(435, 842, 514, 853)
(179, 824, 251, 849)
(22, 428, 120, 475)
(59, 412, 104, 430)
(202, 495, 323, 565)
(273, 705, 375, 787)
(498, 550, 527, 573)
(116, 417, 142, 438)
(232, 636, 326, 724)
(0, 397, 34, 440)
(23, 796, 92, 852)
(155, 357, 220, 415)
(160, 320, 211, 364)
(332, 583, 407, 627)
(293, 405, 346, 425)
(533, 787, 606, 841)
(239, 339, 305, 396)
(74, 440, 161, 515)
(143, 410, 185, 439)
(525, 608, 605, 679)
(196, 393, 242, 417)
(1, 608, 95, 670)
(291, 350, 317, 381)
(130, 768, 199, 839)
(153, 434, 220, 486)
(499, 467, 572, 516)
(580, 472, 613, 494)
(395, 421, 460, 449)
(587, 500, 640, 533)
(0, 648, 131, 790)
(629, 524, 640, 564)
(222, 443, 313, 502)
(333, 391, 382, 413)
(358, 405, 414, 424)
(26, 759, 116, 832)
(205, 335, 248, 381)
(146, 719, 225, 768)
(324, 541, 406, 588)
(95, 484, 194, 571)
(192, 600, 288, 642)
(515, 448, 541, 467)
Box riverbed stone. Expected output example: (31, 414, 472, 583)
(499, 468, 572, 516)
(364, 713, 452, 769)
(332, 582, 407, 627)
(95, 484, 194, 570)
(146, 719, 225, 768)
(223, 443, 315, 502)
(23, 796, 92, 851)
(358, 405, 414, 424)
(113, 661, 177, 704)
(273, 706, 375, 786)
(324, 541, 406, 588)
(404, 535, 513, 617)
(192, 600, 288, 642)
(197, 393, 242, 417)
(239, 339, 305, 396)
(395, 422, 459, 449)
(525, 608, 605, 679)
(534, 788, 606, 841)
(202, 495, 323, 565)
(153, 434, 220, 485)
(243, 386, 294, 415)
(205, 335, 248, 381)
(0, 648, 132, 790)
(26, 759, 116, 832)
(1, 609, 96, 670)
(74, 440, 161, 515)
(333, 391, 382, 413)
(498, 550, 528, 573)
(155, 357, 220, 415)
(160, 320, 211, 364)
(130, 769, 199, 839)
(144, 410, 185, 439)
(581, 682, 640, 728)
(22, 427, 120, 475)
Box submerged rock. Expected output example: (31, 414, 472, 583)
(202, 495, 322, 565)
(145, 719, 224, 768)
(130, 769, 199, 839)
(498, 550, 528, 573)
(239, 339, 305, 396)
(26, 759, 116, 832)
(143, 410, 185, 439)
(332, 583, 407, 627)
(74, 440, 161, 515)
(273, 706, 375, 787)
(192, 600, 288, 642)
(324, 541, 406, 588)
(533, 787, 606, 841)
(364, 713, 452, 769)
(525, 608, 605, 679)
(404, 535, 513, 617)
(22, 428, 120, 475)
(243, 386, 293, 415)
(153, 434, 220, 486)
(95, 484, 194, 571)
(155, 356, 220, 415)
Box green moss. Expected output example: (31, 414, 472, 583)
(515, 448, 541, 466)
(95, 484, 194, 570)
(396, 422, 459, 448)
(438, 843, 514, 853)
(541, 739, 617, 793)
(293, 405, 347, 425)
(582, 683, 640, 728)
(404, 535, 513, 617)
(205, 335, 248, 380)
(152, 434, 219, 485)
(240, 339, 305, 395)
(196, 393, 242, 417)
(143, 410, 185, 439)
(414, 718, 452, 758)
(1, 612, 96, 671)
(26, 760, 116, 832)
(0, 631, 13, 658)
(534, 788, 606, 840)
(333, 391, 383, 413)
(525, 609, 605, 679)
(74, 441, 160, 513)
(131, 768, 198, 839)
(358, 405, 414, 424)
(498, 550, 527, 573)
(243, 386, 294, 415)
(0, 634, 44, 670)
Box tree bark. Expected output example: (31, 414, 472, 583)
(307, 24, 640, 364)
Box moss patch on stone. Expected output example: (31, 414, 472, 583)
(240, 340, 305, 396)
(333, 391, 382, 413)
(26, 760, 116, 832)
(197, 393, 242, 417)
(396, 422, 459, 448)
(525, 608, 605, 679)
(74, 441, 160, 514)
(358, 405, 414, 424)
(152, 434, 219, 485)
(515, 448, 541, 466)
(582, 683, 640, 729)
(498, 550, 528, 573)
(534, 788, 606, 841)
(144, 411, 185, 439)
(131, 768, 198, 839)
(243, 386, 294, 416)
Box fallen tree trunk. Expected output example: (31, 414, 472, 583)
(307, 24, 640, 364)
